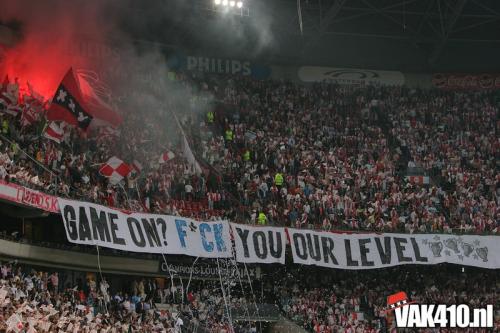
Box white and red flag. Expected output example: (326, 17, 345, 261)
(0, 75, 22, 116)
(132, 160, 143, 173)
(20, 95, 44, 127)
(405, 175, 430, 185)
(96, 126, 119, 143)
(159, 151, 175, 164)
(6, 313, 24, 333)
(43, 122, 65, 144)
(0, 75, 10, 107)
(99, 156, 132, 184)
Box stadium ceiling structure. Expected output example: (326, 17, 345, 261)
(249, 0, 499, 70)
(285, 0, 500, 64)
(3, 0, 496, 72)
(0, 0, 500, 72)
(119, 0, 500, 72)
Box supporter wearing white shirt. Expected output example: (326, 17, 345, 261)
(0, 165, 6, 180)
(123, 299, 131, 312)
(175, 317, 183, 332)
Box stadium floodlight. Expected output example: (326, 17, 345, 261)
(209, 0, 248, 16)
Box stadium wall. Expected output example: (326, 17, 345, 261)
(270, 318, 309, 333)
(0, 238, 159, 276)
(0, 30, 464, 89)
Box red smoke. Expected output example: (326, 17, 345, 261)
(0, 0, 115, 99)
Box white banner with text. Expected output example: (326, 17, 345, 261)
(288, 229, 499, 270)
(57, 199, 499, 269)
(58, 198, 232, 258)
(231, 223, 287, 264)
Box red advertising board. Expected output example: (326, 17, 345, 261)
(0, 180, 59, 213)
(432, 73, 500, 90)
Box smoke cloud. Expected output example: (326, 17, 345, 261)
(0, 0, 120, 97)
(0, 0, 213, 139)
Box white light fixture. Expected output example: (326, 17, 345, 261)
(214, 0, 221, 5)
(236, 1, 243, 8)
(222, 0, 228, 6)
(229, 0, 235, 7)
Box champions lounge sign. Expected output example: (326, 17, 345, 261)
(58, 199, 499, 270)
(159, 261, 260, 280)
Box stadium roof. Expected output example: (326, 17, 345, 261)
(120, 0, 500, 72)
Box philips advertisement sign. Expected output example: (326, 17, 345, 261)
(169, 54, 271, 79)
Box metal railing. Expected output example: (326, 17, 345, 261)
(0, 133, 59, 194)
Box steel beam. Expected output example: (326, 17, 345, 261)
(429, 0, 468, 64)
(301, 0, 347, 51)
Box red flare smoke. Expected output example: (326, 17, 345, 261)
(0, 0, 115, 100)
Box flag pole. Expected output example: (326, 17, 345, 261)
(118, 183, 133, 211)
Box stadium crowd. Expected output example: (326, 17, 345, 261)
(0, 259, 498, 332)
(275, 265, 499, 332)
(386, 89, 498, 233)
(193, 79, 498, 233)
(0, 76, 233, 222)
(0, 74, 498, 235)
(0, 259, 255, 332)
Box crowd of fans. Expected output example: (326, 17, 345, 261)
(0, 32, 498, 333)
(275, 265, 499, 332)
(0, 259, 260, 332)
(0, 77, 233, 223)
(1, 259, 498, 332)
(193, 79, 499, 233)
(385, 89, 498, 233)
(0, 73, 498, 236)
